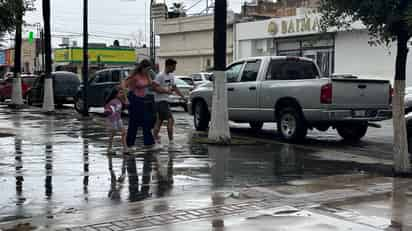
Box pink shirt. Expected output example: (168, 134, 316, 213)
(104, 98, 122, 123)
(128, 74, 150, 97)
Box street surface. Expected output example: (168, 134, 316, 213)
(0, 104, 411, 231)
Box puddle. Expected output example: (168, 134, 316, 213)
(0, 107, 393, 225)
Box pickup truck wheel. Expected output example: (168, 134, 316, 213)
(194, 101, 209, 131)
(249, 122, 264, 131)
(277, 107, 307, 142)
(336, 123, 368, 142)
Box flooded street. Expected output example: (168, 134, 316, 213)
(0, 105, 410, 230)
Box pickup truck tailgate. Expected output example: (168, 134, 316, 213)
(331, 78, 390, 109)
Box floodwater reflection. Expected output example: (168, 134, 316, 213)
(13, 112, 25, 207)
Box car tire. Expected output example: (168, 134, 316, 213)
(277, 107, 307, 142)
(336, 122, 368, 142)
(194, 101, 209, 131)
(27, 94, 33, 106)
(74, 95, 88, 114)
(249, 121, 264, 131)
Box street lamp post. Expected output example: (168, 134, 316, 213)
(82, 0, 89, 116)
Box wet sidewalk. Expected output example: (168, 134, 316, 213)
(0, 105, 411, 230)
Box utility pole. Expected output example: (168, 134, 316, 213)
(42, 0, 55, 112)
(82, 0, 89, 116)
(149, 0, 155, 65)
(40, 29, 45, 73)
(11, 0, 24, 107)
(208, 0, 230, 143)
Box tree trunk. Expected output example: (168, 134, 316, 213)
(11, 0, 23, 106)
(392, 33, 411, 174)
(209, 0, 231, 144)
(209, 71, 231, 143)
(42, 0, 55, 112)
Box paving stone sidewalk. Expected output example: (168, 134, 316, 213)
(61, 182, 393, 231)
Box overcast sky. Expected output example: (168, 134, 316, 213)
(19, 0, 244, 48)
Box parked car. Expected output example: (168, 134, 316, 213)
(27, 72, 81, 106)
(176, 75, 195, 86)
(74, 67, 131, 113)
(405, 87, 412, 114)
(21, 74, 38, 89)
(190, 72, 213, 87)
(189, 56, 392, 142)
(0, 74, 37, 102)
(169, 78, 193, 112)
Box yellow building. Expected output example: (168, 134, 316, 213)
(54, 47, 137, 75)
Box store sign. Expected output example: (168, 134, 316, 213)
(54, 48, 136, 64)
(268, 15, 321, 36)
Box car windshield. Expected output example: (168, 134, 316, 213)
(179, 78, 194, 85)
(175, 78, 190, 87)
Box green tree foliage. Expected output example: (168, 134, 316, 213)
(320, 0, 412, 174)
(0, 0, 34, 33)
(320, 0, 412, 44)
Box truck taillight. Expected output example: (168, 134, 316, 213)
(389, 85, 393, 105)
(321, 83, 333, 104)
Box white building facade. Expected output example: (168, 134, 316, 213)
(235, 14, 412, 84)
(156, 13, 235, 75)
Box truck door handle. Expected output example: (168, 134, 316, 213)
(249, 86, 257, 91)
(228, 87, 235, 91)
(358, 84, 367, 89)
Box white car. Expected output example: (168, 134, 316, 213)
(169, 78, 194, 112)
(405, 87, 412, 114)
(190, 72, 213, 87)
(176, 75, 194, 86)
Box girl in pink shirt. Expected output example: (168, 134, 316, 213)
(104, 87, 128, 153)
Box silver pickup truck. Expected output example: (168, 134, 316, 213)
(188, 56, 392, 142)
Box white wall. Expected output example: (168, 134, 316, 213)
(158, 55, 232, 76)
(157, 14, 234, 76)
(335, 30, 412, 85)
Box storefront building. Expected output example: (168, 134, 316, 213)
(235, 14, 412, 84)
(54, 47, 136, 75)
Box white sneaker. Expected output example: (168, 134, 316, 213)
(145, 144, 162, 151)
(168, 141, 181, 150)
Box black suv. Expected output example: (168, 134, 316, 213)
(74, 67, 132, 113)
